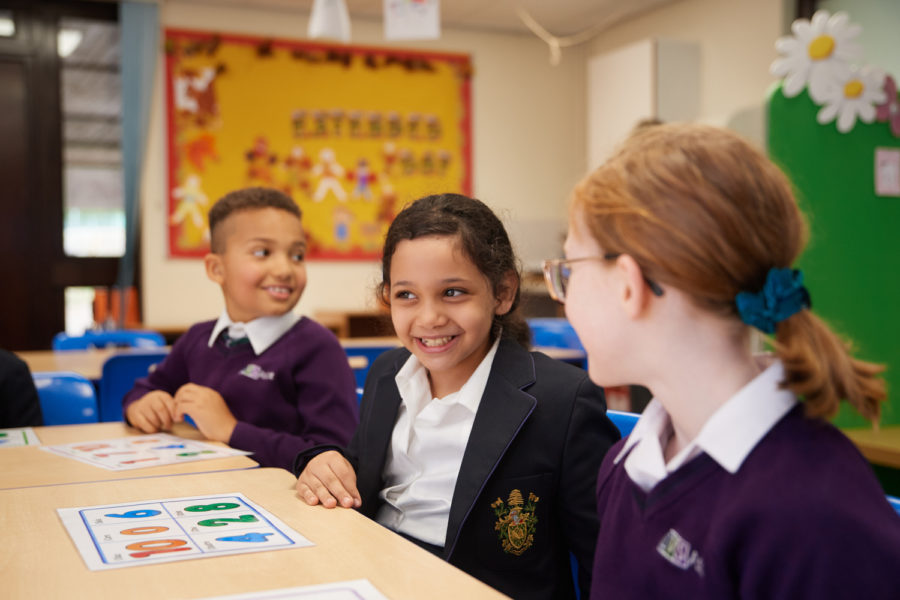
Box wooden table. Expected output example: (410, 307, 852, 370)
(0, 422, 258, 490)
(844, 425, 900, 469)
(16, 347, 367, 379)
(16, 347, 124, 380)
(2, 468, 508, 599)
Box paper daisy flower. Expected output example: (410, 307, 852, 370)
(816, 65, 886, 133)
(875, 75, 900, 137)
(770, 10, 863, 103)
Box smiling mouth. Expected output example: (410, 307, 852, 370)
(418, 335, 456, 347)
(265, 286, 293, 298)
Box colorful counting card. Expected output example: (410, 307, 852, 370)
(58, 493, 313, 570)
(0, 427, 40, 448)
(40, 433, 251, 470)
(197, 579, 390, 600)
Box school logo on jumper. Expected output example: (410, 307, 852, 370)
(239, 364, 275, 381)
(656, 529, 704, 576)
(491, 489, 539, 556)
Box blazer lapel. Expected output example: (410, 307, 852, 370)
(443, 340, 537, 558)
(358, 352, 405, 510)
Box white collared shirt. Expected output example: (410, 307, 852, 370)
(375, 337, 501, 546)
(615, 359, 798, 492)
(207, 310, 300, 356)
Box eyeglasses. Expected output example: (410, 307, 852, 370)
(541, 254, 664, 303)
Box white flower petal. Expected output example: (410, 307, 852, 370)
(837, 107, 857, 132)
(809, 67, 845, 104)
(775, 37, 802, 54)
(870, 88, 888, 105)
(836, 42, 864, 61)
(792, 19, 812, 40)
(771, 55, 802, 77)
(783, 71, 808, 97)
(826, 11, 848, 33)
(858, 103, 876, 123)
(818, 102, 840, 124)
(842, 23, 862, 41)
(810, 10, 830, 32)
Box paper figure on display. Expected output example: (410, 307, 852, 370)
(311, 148, 347, 202)
(171, 175, 211, 240)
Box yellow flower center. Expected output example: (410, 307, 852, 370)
(844, 80, 864, 98)
(808, 35, 835, 60)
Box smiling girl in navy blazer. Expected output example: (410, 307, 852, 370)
(294, 194, 619, 599)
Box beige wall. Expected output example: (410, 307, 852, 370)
(587, 0, 788, 147)
(142, 0, 788, 330)
(142, 2, 588, 328)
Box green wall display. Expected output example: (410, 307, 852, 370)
(767, 84, 899, 427)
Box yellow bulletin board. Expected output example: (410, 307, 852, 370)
(164, 29, 472, 259)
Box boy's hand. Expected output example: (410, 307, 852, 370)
(296, 451, 361, 509)
(126, 391, 177, 433)
(173, 383, 238, 443)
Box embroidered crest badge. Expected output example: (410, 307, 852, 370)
(491, 489, 539, 556)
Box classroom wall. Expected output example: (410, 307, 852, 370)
(586, 0, 788, 147)
(141, 0, 789, 330)
(141, 1, 589, 328)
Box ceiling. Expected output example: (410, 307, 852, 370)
(174, 0, 681, 37)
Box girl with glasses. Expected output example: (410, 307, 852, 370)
(558, 123, 900, 598)
(294, 193, 620, 599)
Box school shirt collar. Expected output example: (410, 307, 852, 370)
(394, 336, 501, 418)
(208, 310, 300, 355)
(614, 359, 797, 491)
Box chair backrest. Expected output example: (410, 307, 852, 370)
(32, 371, 99, 425)
(888, 495, 900, 517)
(527, 318, 585, 351)
(98, 349, 170, 422)
(343, 342, 399, 400)
(53, 329, 166, 351)
(607, 409, 640, 437)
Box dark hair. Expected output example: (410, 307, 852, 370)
(572, 123, 885, 422)
(378, 193, 530, 348)
(208, 187, 302, 253)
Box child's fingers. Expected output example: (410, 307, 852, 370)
(313, 464, 359, 508)
(150, 393, 176, 430)
(327, 459, 361, 507)
(129, 410, 158, 433)
(295, 480, 329, 507)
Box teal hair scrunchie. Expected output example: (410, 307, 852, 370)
(735, 268, 811, 334)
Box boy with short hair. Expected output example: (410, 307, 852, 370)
(124, 187, 358, 470)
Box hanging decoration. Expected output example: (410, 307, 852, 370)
(164, 29, 472, 259)
(770, 10, 897, 135)
(384, 0, 441, 41)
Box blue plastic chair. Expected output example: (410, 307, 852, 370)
(607, 409, 640, 437)
(31, 371, 99, 425)
(98, 349, 170, 422)
(527, 318, 587, 368)
(888, 495, 900, 516)
(527, 318, 585, 351)
(343, 341, 399, 402)
(53, 329, 166, 351)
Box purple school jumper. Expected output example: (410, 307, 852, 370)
(123, 318, 358, 470)
(590, 405, 900, 599)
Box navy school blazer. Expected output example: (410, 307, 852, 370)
(295, 338, 620, 600)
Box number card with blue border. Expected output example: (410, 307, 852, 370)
(0, 427, 39, 447)
(40, 433, 251, 470)
(196, 579, 389, 600)
(58, 493, 312, 570)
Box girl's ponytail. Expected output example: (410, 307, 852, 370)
(776, 311, 886, 422)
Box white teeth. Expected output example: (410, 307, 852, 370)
(267, 286, 290, 294)
(420, 336, 453, 347)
